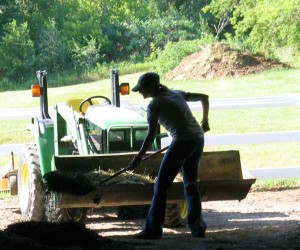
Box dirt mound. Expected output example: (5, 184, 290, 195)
(165, 43, 285, 80)
(0, 221, 129, 250)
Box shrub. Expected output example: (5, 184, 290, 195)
(232, 0, 300, 57)
(35, 19, 70, 72)
(72, 36, 101, 72)
(150, 35, 214, 74)
(0, 20, 35, 84)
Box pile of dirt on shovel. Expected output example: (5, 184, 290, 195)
(165, 43, 286, 80)
(0, 221, 130, 250)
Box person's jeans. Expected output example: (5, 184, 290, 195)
(145, 138, 206, 235)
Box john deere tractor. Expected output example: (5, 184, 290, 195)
(16, 70, 256, 227)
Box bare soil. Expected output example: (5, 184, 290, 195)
(0, 188, 299, 249)
(165, 43, 286, 80)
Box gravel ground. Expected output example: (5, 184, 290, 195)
(0, 188, 299, 249)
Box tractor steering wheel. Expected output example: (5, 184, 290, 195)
(79, 96, 112, 114)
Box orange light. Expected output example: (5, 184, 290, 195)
(119, 83, 130, 95)
(31, 84, 41, 97)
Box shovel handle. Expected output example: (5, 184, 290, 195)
(140, 145, 169, 162)
(98, 145, 169, 185)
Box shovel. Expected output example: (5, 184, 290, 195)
(98, 145, 170, 185)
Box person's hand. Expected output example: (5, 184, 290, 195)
(201, 119, 210, 133)
(128, 155, 142, 170)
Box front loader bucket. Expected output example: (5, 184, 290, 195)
(54, 150, 256, 208)
(59, 179, 255, 208)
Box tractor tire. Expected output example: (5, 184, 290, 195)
(164, 203, 187, 228)
(45, 191, 87, 224)
(117, 205, 150, 219)
(17, 144, 45, 221)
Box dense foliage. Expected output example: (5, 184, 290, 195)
(0, 0, 299, 90)
(203, 0, 300, 56)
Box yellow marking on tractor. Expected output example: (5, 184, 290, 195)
(180, 202, 187, 219)
(22, 163, 29, 188)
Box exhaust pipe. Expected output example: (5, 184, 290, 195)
(110, 69, 120, 107)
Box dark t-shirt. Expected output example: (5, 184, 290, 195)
(147, 90, 203, 141)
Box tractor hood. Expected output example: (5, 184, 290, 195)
(85, 104, 148, 129)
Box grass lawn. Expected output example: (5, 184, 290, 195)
(0, 68, 300, 108)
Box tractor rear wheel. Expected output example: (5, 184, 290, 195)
(117, 203, 187, 228)
(164, 203, 187, 228)
(117, 205, 149, 219)
(17, 144, 45, 221)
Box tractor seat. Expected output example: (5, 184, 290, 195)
(66, 99, 104, 114)
(66, 99, 88, 113)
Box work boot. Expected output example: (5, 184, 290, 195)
(135, 228, 162, 240)
(191, 228, 206, 238)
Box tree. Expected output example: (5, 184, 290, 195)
(202, 0, 236, 39)
(204, 0, 300, 57)
(232, 0, 300, 56)
(35, 19, 70, 72)
(61, 0, 109, 61)
(0, 20, 35, 83)
(0, 0, 18, 37)
(0, 0, 216, 89)
(72, 36, 101, 72)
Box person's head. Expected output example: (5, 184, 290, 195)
(131, 72, 162, 98)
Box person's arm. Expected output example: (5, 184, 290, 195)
(136, 121, 158, 158)
(129, 121, 158, 169)
(186, 93, 210, 132)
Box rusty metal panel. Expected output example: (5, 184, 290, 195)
(198, 179, 255, 201)
(55, 150, 243, 181)
(55, 152, 161, 177)
(199, 151, 243, 180)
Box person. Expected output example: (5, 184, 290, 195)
(129, 72, 210, 240)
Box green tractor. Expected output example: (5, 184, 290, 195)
(16, 70, 256, 227)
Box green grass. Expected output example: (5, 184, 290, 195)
(0, 67, 300, 108)
(252, 178, 300, 191)
(0, 156, 12, 169)
(206, 142, 300, 168)
(3, 107, 297, 144)
(164, 67, 300, 99)
(0, 119, 34, 144)
(0, 192, 13, 199)
(194, 107, 300, 134)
